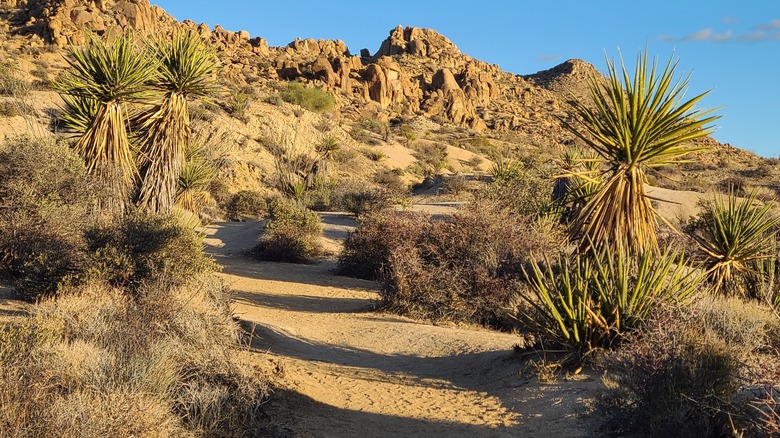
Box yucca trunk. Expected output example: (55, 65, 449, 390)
(73, 101, 135, 213)
(137, 93, 190, 214)
(575, 165, 657, 252)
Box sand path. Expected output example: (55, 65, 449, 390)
(203, 213, 600, 437)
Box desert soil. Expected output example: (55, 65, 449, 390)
(203, 211, 603, 437)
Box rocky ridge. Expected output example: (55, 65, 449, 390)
(0, 0, 759, 184)
(0, 0, 605, 147)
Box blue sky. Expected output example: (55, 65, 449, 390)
(155, 1, 779, 157)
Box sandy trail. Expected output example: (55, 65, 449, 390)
(203, 213, 600, 437)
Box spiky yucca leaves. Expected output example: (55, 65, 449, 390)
(137, 30, 218, 214)
(553, 148, 603, 221)
(57, 33, 153, 212)
(175, 156, 215, 213)
(59, 95, 99, 134)
(693, 190, 780, 298)
(568, 51, 719, 252)
(522, 246, 701, 355)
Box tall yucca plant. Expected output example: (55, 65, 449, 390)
(136, 30, 218, 214)
(694, 190, 780, 297)
(568, 51, 719, 252)
(57, 33, 153, 213)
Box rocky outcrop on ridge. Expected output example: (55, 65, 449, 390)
(0, 0, 611, 146)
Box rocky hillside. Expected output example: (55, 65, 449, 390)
(0, 0, 774, 201)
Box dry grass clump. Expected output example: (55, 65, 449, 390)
(601, 297, 780, 437)
(338, 202, 561, 328)
(250, 199, 323, 263)
(0, 279, 270, 436)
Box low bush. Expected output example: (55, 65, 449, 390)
(338, 202, 561, 327)
(476, 162, 553, 217)
(250, 199, 323, 263)
(339, 187, 393, 218)
(602, 298, 780, 437)
(0, 278, 271, 436)
(0, 62, 31, 97)
(85, 212, 216, 292)
(279, 81, 334, 113)
(226, 190, 268, 221)
(0, 137, 98, 299)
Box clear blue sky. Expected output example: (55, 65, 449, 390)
(154, 1, 779, 157)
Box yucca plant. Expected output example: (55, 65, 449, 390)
(175, 157, 215, 213)
(522, 246, 701, 355)
(489, 159, 524, 184)
(552, 148, 603, 221)
(136, 30, 218, 214)
(692, 190, 780, 298)
(567, 51, 719, 252)
(57, 33, 153, 213)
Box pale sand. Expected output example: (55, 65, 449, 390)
(203, 215, 601, 437)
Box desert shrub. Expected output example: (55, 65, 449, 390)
(226, 190, 268, 221)
(189, 101, 218, 122)
(374, 168, 407, 194)
(686, 190, 780, 299)
(399, 124, 416, 146)
(339, 187, 393, 217)
(279, 81, 334, 113)
(0, 100, 36, 117)
(85, 212, 216, 292)
(250, 199, 323, 263)
(0, 137, 98, 299)
(475, 163, 553, 217)
(363, 148, 386, 161)
(0, 62, 31, 97)
(602, 298, 780, 437)
(718, 176, 747, 195)
(0, 279, 271, 436)
(338, 203, 561, 327)
(224, 89, 250, 119)
(412, 142, 448, 176)
(441, 174, 470, 195)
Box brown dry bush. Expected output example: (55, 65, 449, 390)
(602, 297, 780, 437)
(0, 279, 271, 437)
(338, 202, 562, 328)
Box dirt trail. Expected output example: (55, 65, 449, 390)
(203, 213, 601, 437)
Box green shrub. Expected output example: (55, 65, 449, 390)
(0, 137, 97, 299)
(86, 212, 216, 292)
(339, 187, 393, 217)
(338, 203, 561, 328)
(250, 199, 323, 263)
(224, 90, 250, 119)
(475, 164, 553, 217)
(412, 142, 448, 176)
(279, 81, 334, 113)
(226, 190, 268, 221)
(686, 190, 780, 299)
